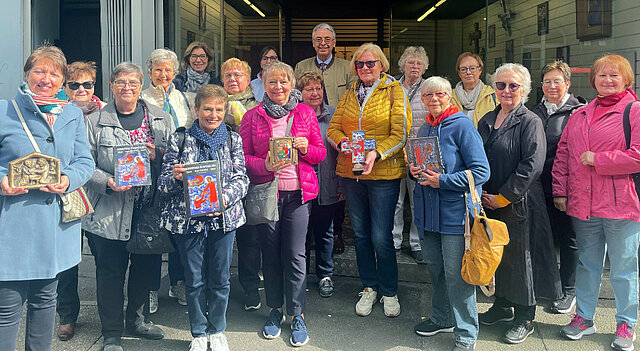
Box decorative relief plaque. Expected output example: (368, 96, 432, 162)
(8, 152, 61, 189)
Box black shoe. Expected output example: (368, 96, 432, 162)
(551, 292, 576, 314)
(126, 321, 165, 340)
(244, 291, 262, 311)
(101, 337, 123, 351)
(414, 319, 455, 337)
(412, 250, 425, 264)
(479, 306, 514, 326)
(503, 321, 534, 344)
(333, 235, 345, 254)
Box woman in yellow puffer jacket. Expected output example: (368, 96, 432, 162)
(327, 42, 411, 319)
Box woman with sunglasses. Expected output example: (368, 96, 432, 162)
(174, 42, 223, 93)
(451, 52, 498, 127)
(251, 46, 279, 102)
(55, 61, 105, 342)
(553, 54, 639, 350)
(476, 63, 552, 344)
(327, 42, 411, 319)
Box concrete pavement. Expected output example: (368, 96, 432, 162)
(14, 245, 636, 351)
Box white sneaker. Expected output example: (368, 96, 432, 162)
(380, 295, 401, 317)
(169, 280, 188, 306)
(149, 290, 158, 314)
(189, 336, 208, 351)
(355, 288, 377, 316)
(209, 333, 230, 351)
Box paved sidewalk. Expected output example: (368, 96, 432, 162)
(15, 248, 635, 351)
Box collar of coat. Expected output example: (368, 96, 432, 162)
(572, 91, 637, 121)
(97, 99, 166, 128)
(14, 85, 81, 133)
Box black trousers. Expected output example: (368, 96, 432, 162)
(494, 296, 536, 323)
(56, 264, 79, 325)
(545, 196, 577, 295)
(86, 232, 153, 338)
(236, 224, 262, 295)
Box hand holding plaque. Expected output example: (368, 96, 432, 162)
(8, 152, 61, 189)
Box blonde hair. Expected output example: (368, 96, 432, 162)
(262, 62, 296, 89)
(221, 58, 251, 79)
(589, 54, 634, 90)
(350, 43, 390, 76)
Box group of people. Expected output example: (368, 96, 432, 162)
(0, 21, 638, 351)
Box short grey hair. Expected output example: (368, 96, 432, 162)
(146, 48, 179, 75)
(110, 62, 144, 84)
(262, 62, 296, 90)
(421, 76, 452, 97)
(398, 46, 429, 73)
(492, 63, 532, 103)
(312, 23, 336, 39)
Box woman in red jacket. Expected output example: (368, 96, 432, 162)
(553, 54, 640, 351)
(239, 61, 325, 347)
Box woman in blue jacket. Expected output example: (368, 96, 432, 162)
(410, 76, 490, 351)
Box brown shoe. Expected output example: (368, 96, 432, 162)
(57, 323, 75, 341)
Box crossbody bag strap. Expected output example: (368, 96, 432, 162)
(12, 99, 41, 153)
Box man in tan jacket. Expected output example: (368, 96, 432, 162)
(294, 23, 356, 107)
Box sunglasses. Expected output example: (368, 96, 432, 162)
(495, 82, 521, 92)
(67, 81, 95, 90)
(354, 60, 379, 69)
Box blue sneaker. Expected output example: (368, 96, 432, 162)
(290, 315, 309, 347)
(263, 309, 285, 339)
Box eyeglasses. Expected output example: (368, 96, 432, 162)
(261, 55, 279, 62)
(495, 82, 521, 92)
(190, 54, 207, 61)
(459, 66, 480, 73)
(542, 79, 565, 86)
(314, 37, 334, 43)
(422, 92, 448, 99)
(113, 80, 141, 89)
(223, 72, 246, 80)
(354, 60, 379, 69)
(302, 87, 322, 94)
(67, 81, 95, 90)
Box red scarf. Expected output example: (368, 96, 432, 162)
(596, 89, 638, 107)
(425, 104, 459, 127)
(90, 95, 103, 109)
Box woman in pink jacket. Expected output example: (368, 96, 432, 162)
(239, 61, 325, 347)
(552, 54, 640, 351)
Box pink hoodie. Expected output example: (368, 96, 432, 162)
(552, 92, 640, 222)
(239, 102, 326, 203)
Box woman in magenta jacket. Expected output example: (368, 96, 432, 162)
(239, 61, 325, 347)
(552, 54, 640, 350)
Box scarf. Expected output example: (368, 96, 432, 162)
(188, 120, 229, 161)
(454, 80, 483, 111)
(185, 67, 211, 93)
(356, 81, 374, 105)
(263, 89, 302, 119)
(596, 89, 638, 107)
(158, 84, 179, 128)
(426, 104, 459, 127)
(21, 82, 69, 127)
(542, 93, 571, 116)
(228, 89, 255, 125)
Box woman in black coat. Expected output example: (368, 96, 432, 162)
(530, 61, 587, 315)
(476, 63, 559, 345)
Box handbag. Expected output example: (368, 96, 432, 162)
(11, 100, 94, 223)
(460, 170, 509, 296)
(244, 114, 294, 225)
(126, 208, 175, 254)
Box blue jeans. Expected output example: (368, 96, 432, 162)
(422, 231, 478, 344)
(572, 216, 640, 327)
(0, 278, 58, 351)
(174, 229, 235, 337)
(343, 178, 400, 296)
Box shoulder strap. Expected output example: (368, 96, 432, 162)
(284, 113, 294, 137)
(12, 99, 41, 153)
(179, 90, 191, 111)
(176, 126, 186, 160)
(491, 92, 497, 106)
(623, 100, 639, 149)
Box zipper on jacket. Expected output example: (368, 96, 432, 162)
(611, 177, 617, 206)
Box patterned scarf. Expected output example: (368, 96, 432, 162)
(596, 89, 637, 107)
(185, 66, 211, 93)
(159, 84, 179, 128)
(356, 81, 373, 105)
(188, 120, 228, 161)
(262, 89, 302, 119)
(426, 104, 459, 127)
(21, 82, 69, 127)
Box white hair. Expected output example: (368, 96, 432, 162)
(421, 76, 452, 96)
(491, 63, 532, 103)
(146, 48, 179, 75)
(398, 46, 429, 73)
(312, 23, 336, 39)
